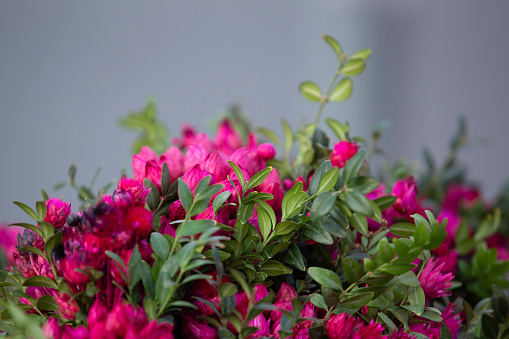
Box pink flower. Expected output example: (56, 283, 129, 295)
(55, 293, 80, 320)
(61, 325, 89, 339)
(354, 319, 387, 338)
(330, 141, 358, 168)
(122, 205, 154, 238)
(115, 177, 150, 206)
(137, 320, 175, 339)
(0, 224, 22, 265)
(247, 314, 271, 338)
(182, 165, 215, 194)
(88, 299, 108, 330)
(202, 151, 229, 182)
(160, 146, 185, 182)
(270, 283, 297, 322)
(325, 313, 358, 339)
(42, 317, 62, 339)
(384, 177, 423, 224)
(442, 184, 480, 213)
(419, 258, 454, 300)
(389, 328, 416, 338)
(214, 119, 243, 155)
(183, 315, 218, 339)
(44, 198, 71, 228)
(441, 303, 461, 338)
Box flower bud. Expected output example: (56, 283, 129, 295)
(42, 317, 62, 339)
(215, 119, 243, 155)
(183, 315, 218, 339)
(256, 143, 276, 160)
(105, 302, 128, 338)
(116, 177, 150, 206)
(202, 151, 229, 182)
(184, 145, 207, 171)
(88, 299, 108, 330)
(182, 165, 215, 194)
(247, 314, 270, 338)
(44, 198, 71, 229)
(160, 146, 185, 182)
(61, 324, 89, 339)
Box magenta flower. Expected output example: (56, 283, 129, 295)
(383, 176, 423, 224)
(257, 143, 276, 160)
(115, 177, 150, 206)
(419, 258, 454, 300)
(183, 315, 218, 339)
(61, 324, 89, 339)
(270, 282, 297, 322)
(389, 328, 417, 338)
(354, 319, 387, 338)
(442, 183, 480, 213)
(214, 119, 243, 155)
(44, 197, 71, 229)
(42, 317, 62, 339)
(330, 141, 358, 168)
(182, 164, 215, 194)
(202, 151, 229, 182)
(325, 313, 358, 339)
(247, 314, 271, 338)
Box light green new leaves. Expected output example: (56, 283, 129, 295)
(299, 81, 322, 102)
(329, 78, 353, 102)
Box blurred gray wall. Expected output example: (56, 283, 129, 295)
(1, 1, 509, 222)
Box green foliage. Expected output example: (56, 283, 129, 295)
(119, 100, 169, 154)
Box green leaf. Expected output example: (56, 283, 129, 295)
(255, 127, 281, 145)
(36, 295, 59, 311)
(177, 219, 215, 238)
(329, 77, 353, 102)
(219, 283, 238, 298)
(374, 195, 397, 211)
(345, 191, 373, 218)
(228, 161, 246, 190)
(413, 222, 429, 246)
(275, 221, 297, 236)
(408, 286, 425, 316)
(342, 257, 364, 283)
(302, 223, 334, 245)
(44, 231, 63, 263)
(390, 222, 417, 238)
(161, 162, 171, 196)
(299, 81, 322, 102)
(38, 221, 54, 240)
(151, 232, 170, 261)
(16, 246, 47, 261)
(440, 322, 453, 339)
(258, 260, 292, 277)
(310, 191, 338, 223)
(350, 49, 372, 60)
(310, 293, 328, 310)
(377, 312, 396, 331)
(178, 178, 193, 213)
(144, 178, 160, 211)
(380, 263, 415, 276)
(309, 160, 332, 196)
(7, 222, 42, 237)
(378, 238, 395, 263)
(36, 201, 46, 221)
(340, 58, 366, 76)
(343, 149, 366, 185)
(245, 167, 273, 191)
(105, 251, 127, 271)
(349, 176, 379, 194)
(284, 243, 306, 271)
(281, 119, 294, 155)
(317, 167, 340, 194)
(213, 191, 231, 212)
(308, 267, 343, 291)
(23, 276, 58, 289)
(398, 271, 420, 287)
(322, 34, 343, 58)
(340, 292, 374, 309)
(13, 202, 38, 221)
(128, 245, 143, 289)
(348, 213, 368, 234)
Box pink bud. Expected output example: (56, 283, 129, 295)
(330, 141, 358, 168)
(184, 145, 207, 171)
(42, 317, 62, 339)
(253, 284, 269, 303)
(88, 299, 108, 330)
(182, 165, 215, 194)
(116, 177, 150, 206)
(61, 325, 89, 339)
(44, 198, 71, 228)
(146, 160, 163, 192)
(160, 146, 185, 182)
(55, 293, 79, 320)
(276, 282, 297, 302)
(105, 302, 128, 338)
(215, 119, 243, 155)
(202, 151, 229, 182)
(256, 143, 276, 160)
(132, 147, 158, 181)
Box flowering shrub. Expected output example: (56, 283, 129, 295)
(1, 35, 508, 339)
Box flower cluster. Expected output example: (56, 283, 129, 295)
(1, 35, 508, 339)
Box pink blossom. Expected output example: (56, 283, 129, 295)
(183, 315, 218, 339)
(247, 314, 271, 338)
(61, 324, 89, 339)
(160, 145, 185, 182)
(419, 258, 454, 300)
(354, 319, 387, 338)
(442, 184, 480, 213)
(184, 144, 208, 171)
(202, 151, 229, 182)
(269, 283, 297, 322)
(55, 293, 80, 320)
(330, 141, 358, 168)
(88, 299, 108, 330)
(115, 177, 150, 206)
(441, 303, 462, 338)
(384, 176, 423, 224)
(0, 224, 22, 265)
(121, 205, 154, 238)
(44, 198, 71, 229)
(42, 317, 62, 339)
(182, 165, 215, 194)
(389, 328, 417, 338)
(214, 119, 243, 155)
(325, 313, 358, 339)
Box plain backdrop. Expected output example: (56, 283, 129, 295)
(1, 1, 509, 223)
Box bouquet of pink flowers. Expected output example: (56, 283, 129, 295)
(1, 35, 508, 339)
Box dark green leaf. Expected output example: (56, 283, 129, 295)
(151, 232, 170, 261)
(177, 219, 215, 238)
(213, 191, 231, 212)
(408, 286, 425, 316)
(275, 221, 297, 236)
(144, 178, 160, 211)
(258, 260, 292, 277)
(342, 257, 364, 283)
(178, 178, 193, 212)
(13, 202, 38, 221)
(23, 276, 58, 289)
(302, 223, 334, 245)
(309, 160, 332, 196)
(36, 201, 46, 221)
(381, 263, 415, 276)
(8, 222, 42, 237)
(390, 222, 417, 238)
(340, 292, 374, 309)
(378, 238, 395, 263)
(343, 149, 366, 185)
(308, 267, 343, 290)
(36, 295, 59, 311)
(398, 271, 420, 287)
(348, 213, 368, 234)
(227, 161, 245, 190)
(161, 162, 171, 196)
(310, 191, 338, 223)
(345, 191, 373, 217)
(310, 293, 328, 310)
(317, 167, 339, 194)
(284, 243, 306, 271)
(374, 195, 397, 211)
(246, 167, 273, 191)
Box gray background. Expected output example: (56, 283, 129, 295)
(1, 2, 509, 223)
